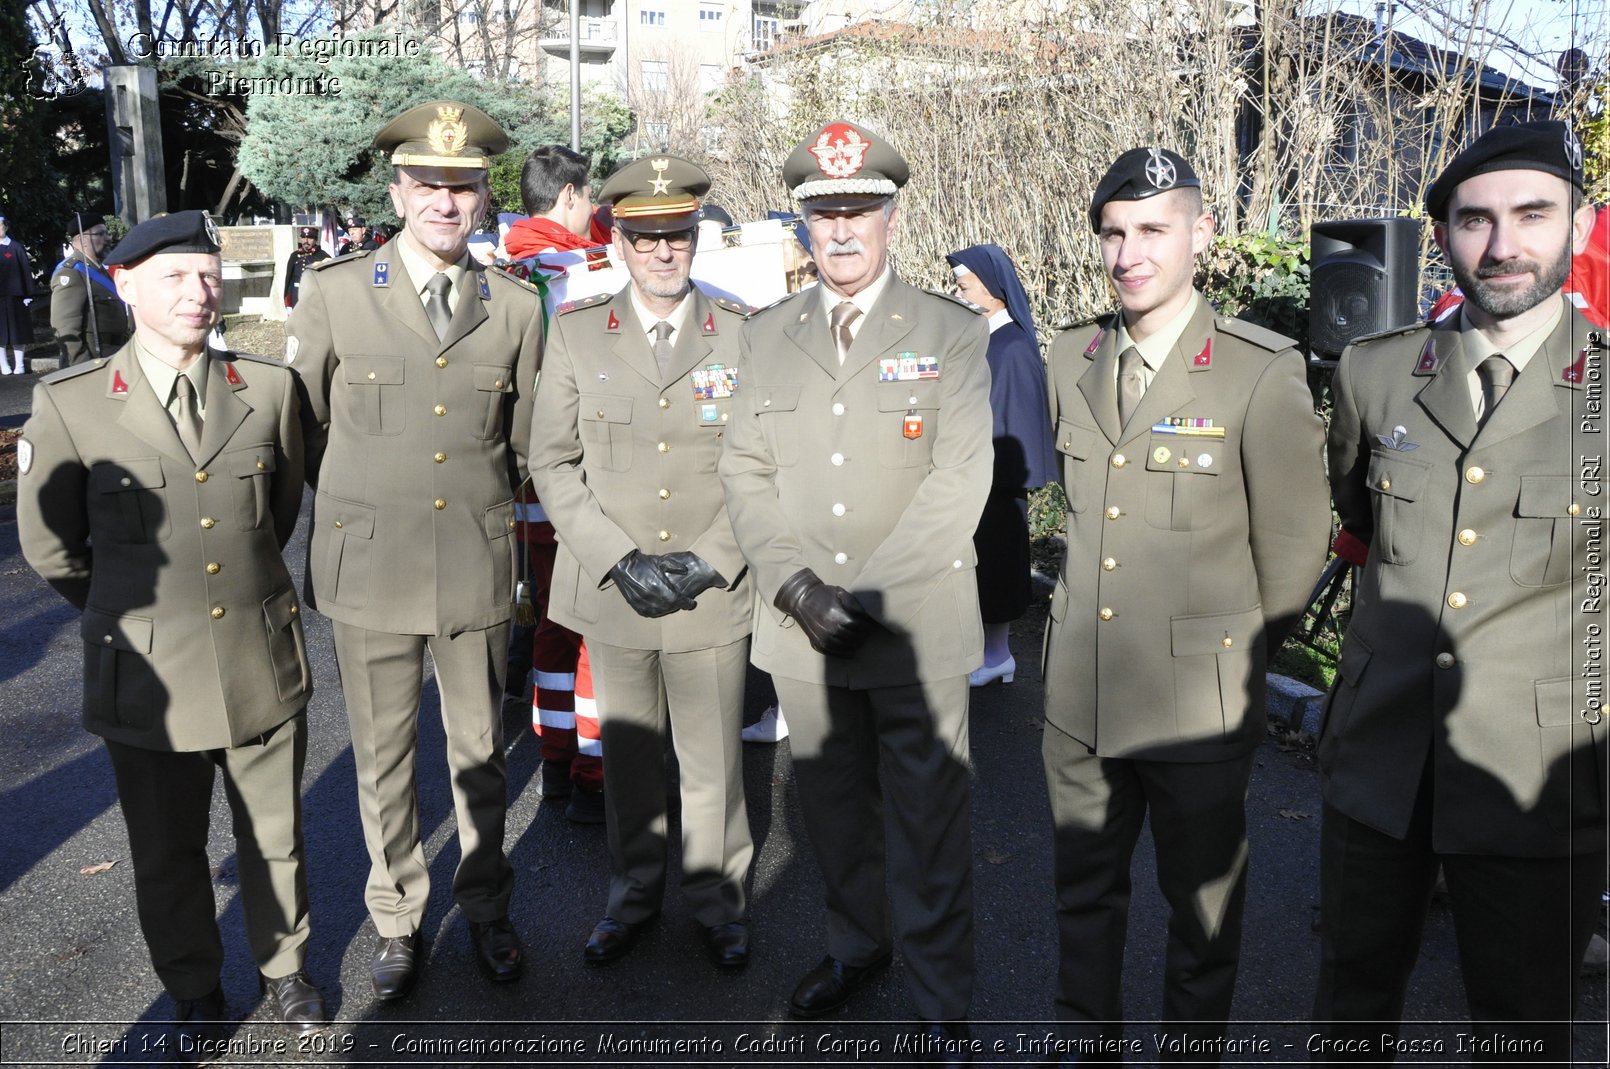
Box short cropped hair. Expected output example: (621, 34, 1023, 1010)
(520, 145, 591, 215)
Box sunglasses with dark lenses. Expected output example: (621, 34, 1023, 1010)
(623, 229, 695, 253)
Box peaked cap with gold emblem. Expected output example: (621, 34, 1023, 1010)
(372, 100, 509, 185)
(598, 155, 711, 235)
(783, 120, 909, 209)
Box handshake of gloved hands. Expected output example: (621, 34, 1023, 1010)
(607, 549, 728, 618)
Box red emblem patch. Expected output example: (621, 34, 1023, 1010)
(703, 313, 716, 333)
(224, 363, 243, 386)
(606, 310, 619, 331)
(1084, 330, 1103, 356)
(1193, 339, 1212, 367)
(1564, 348, 1587, 383)
(903, 412, 923, 440)
(111, 370, 129, 395)
(808, 123, 872, 179)
(1416, 339, 1438, 372)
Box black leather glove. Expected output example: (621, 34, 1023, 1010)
(661, 551, 728, 602)
(774, 567, 872, 657)
(607, 550, 697, 618)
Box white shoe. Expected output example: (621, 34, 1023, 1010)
(1584, 933, 1608, 976)
(742, 705, 788, 743)
(968, 655, 1016, 688)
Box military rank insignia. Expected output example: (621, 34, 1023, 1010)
(111, 370, 129, 395)
(878, 353, 939, 381)
(478, 273, 491, 299)
(903, 411, 923, 439)
(1192, 339, 1212, 368)
(1564, 347, 1588, 384)
(224, 363, 244, 387)
(1414, 338, 1440, 374)
(1085, 330, 1103, 356)
(373, 261, 390, 287)
(692, 362, 737, 400)
(702, 312, 716, 333)
(606, 310, 620, 331)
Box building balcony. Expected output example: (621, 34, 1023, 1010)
(540, 16, 618, 55)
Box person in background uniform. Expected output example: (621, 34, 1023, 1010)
(529, 154, 756, 971)
(719, 121, 993, 1054)
(283, 226, 329, 310)
(337, 215, 379, 257)
(49, 215, 130, 366)
(944, 243, 1057, 688)
(1041, 147, 1330, 1057)
(0, 213, 37, 374)
(16, 211, 327, 1047)
(287, 100, 543, 1002)
(1314, 120, 1605, 1062)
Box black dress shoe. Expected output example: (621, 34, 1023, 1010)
(171, 987, 226, 1058)
(787, 952, 892, 1018)
(583, 916, 650, 965)
(260, 971, 328, 1032)
(371, 933, 420, 1001)
(703, 921, 750, 970)
(469, 917, 523, 981)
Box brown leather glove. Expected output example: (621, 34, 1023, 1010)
(774, 567, 871, 657)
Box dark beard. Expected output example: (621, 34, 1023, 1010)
(1453, 243, 1572, 320)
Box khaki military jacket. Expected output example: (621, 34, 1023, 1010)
(1322, 301, 1605, 856)
(49, 253, 131, 365)
(529, 285, 753, 652)
(18, 344, 310, 752)
(1044, 297, 1330, 761)
(719, 276, 994, 687)
(288, 245, 543, 636)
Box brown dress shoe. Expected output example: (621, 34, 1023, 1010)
(371, 933, 420, 1001)
(260, 971, 329, 1032)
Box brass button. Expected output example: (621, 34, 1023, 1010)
(1447, 591, 1468, 609)
(493, 379, 504, 390)
(1101, 557, 1117, 571)
(1105, 506, 1121, 520)
(658, 442, 670, 454)
(289, 604, 299, 616)
(1178, 457, 1190, 469)
(205, 562, 220, 575)
(1061, 441, 1070, 450)
(1098, 607, 1114, 621)
(367, 371, 377, 380)
(658, 530, 670, 542)
(434, 404, 447, 416)
(210, 606, 225, 620)
(1457, 529, 1477, 546)
(199, 517, 216, 529)
(333, 520, 343, 529)
(255, 460, 265, 471)
(433, 498, 446, 510)
(434, 452, 447, 463)
(194, 471, 208, 483)
(1111, 454, 1126, 468)
(436, 356, 448, 368)
(1569, 502, 1582, 516)
(658, 488, 670, 500)
(658, 397, 670, 409)
(1465, 466, 1485, 484)
(1435, 652, 1456, 669)
(1221, 636, 1234, 648)
(1379, 478, 1391, 491)
(596, 409, 606, 418)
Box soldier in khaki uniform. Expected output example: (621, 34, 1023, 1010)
(528, 155, 755, 970)
(1314, 121, 1605, 1061)
(1042, 148, 1330, 1053)
(17, 211, 327, 1046)
(49, 214, 131, 365)
(288, 101, 543, 1000)
(719, 122, 993, 1042)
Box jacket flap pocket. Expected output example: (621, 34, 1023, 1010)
(1170, 605, 1264, 656)
(1517, 476, 1575, 518)
(317, 492, 375, 539)
(227, 444, 276, 478)
(1055, 421, 1096, 460)
(484, 499, 516, 539)
(580, 393, 633, 424)
(1535, 675, 1580, 727)
(474, 364, 515, 393)
(344, 356, 405, 385)
(877, 381, 942, 412)
(1367, 450, 1429, 502)
(92, 459, 165, 493)
(1147, 437, 1224, 475)
(692, 398, 733, 429)
(81, 608, 153, 653)
(1336, 634, 1373, 686)
(262, 587, 301, 632)
(753, 383, 801, 414)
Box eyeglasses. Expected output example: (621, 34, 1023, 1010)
(622, 229, 695, 253)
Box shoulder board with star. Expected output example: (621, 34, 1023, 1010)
(751, 289, 807, 316)
(227, 350, 288, 368)
(1348, 320, 1428, 347)
(923, 288, 979, 312)
(1214, 316, 1299, 353)
(307, 248, 373, 272)
(41, 357, 109, 385)
(710, 295, 753, 318)
(557, 292, 613, 316)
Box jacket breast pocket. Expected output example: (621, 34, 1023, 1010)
(225, 444, 275, 531)
(473, 363, 514, 441)
(343, 355, 406, 436)
(262, 587, 309, 703)
(754, 383, 802, 467)
(691, 397, 732, 473)
(1366, 450, 1429, 565)
(81, 607, 157, 732)
(1054, 420, 1097, 513)
(877, 381, 940, 469)
(315, 492, 375, 608)
(89, 459, 171, 544)
(1144, 437, 1223, 531)
(1511, 476, 1574, 588)
(580, 393, 633, 472)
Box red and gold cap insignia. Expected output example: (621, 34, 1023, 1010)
(809, 124, 871, 179)
(428, 106, 468, 157)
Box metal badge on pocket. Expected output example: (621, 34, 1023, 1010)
(903, 410, 923, 440)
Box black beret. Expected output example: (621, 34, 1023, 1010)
(64, 214, 106, 237)
(345, 215, 367, 228)
(784, 121, 908, 207)
(104, 210, 221, 267)
(1089, 147, 1201, 232)
(297, 226, 318, 239)
(1424, 120, 1584, 220)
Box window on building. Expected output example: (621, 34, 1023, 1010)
(753, 15, 779, 49)
(458, 4, 482, 25)
(640, 8, 665, 26)
(644, 121, 670, 150)
(641, 59, 668, 93)
(699, 3, 723, 31)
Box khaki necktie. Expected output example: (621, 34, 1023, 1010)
(1477, 354, 1514, 428)
(1117, 346, 1145, 428)
(174, 374, 203, 461)
(652, 320, 675, 377)
(831, 301, 861, 365)
(424, 273, 453, 342)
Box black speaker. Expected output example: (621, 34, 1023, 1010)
(1309, 218, 1421, 357)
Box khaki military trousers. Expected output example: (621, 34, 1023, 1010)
(105, 716, 309, 1000)
(776, 673, 975, 1022)
(332, 621, 514, 937)
(587, 636, 752, 926)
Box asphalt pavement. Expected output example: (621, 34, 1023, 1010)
(0, 367, 1603, 1068)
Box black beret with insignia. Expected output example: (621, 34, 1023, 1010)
(1424, 120, 1585, 221)
(104, 210, 221, 267)
(783, 121, 909, 209)
(1089, 147, 1201, 233)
